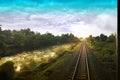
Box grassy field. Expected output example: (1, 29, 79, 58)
(0, 43, 79, 80)
(87, 40, 116, 80)
(0, 43, 76, 72)
(35, 42, 80, 80)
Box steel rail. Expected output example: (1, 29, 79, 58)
(71, 42, 90, 80)
(85, 43, 90, 80)
(71, 44, 83, 80)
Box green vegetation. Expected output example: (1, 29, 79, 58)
(12, 44, 76, 80)
(0, 27, 79, 80)
(32, 43, 79, 80)
(0, 27, 79, 57)
(86, 33, 116, 80)
(0, 44, 74, 71)
(0, 61, 15, 80)
(0, 43, 77, 80)
(37, 53, 71, 80)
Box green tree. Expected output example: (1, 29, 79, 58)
(100, 34, 107, 42)
(0, 28, 79, 57)
(11, 32, 26, 51)
(107, 34, 115, 42)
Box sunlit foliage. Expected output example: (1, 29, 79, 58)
(0, 44, 72, 72)
(0, 27, 79, 57)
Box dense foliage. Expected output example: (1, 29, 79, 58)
(0, 27, 79, 57)
(0, 61, 15, 80)
(86, 33, 116, 80)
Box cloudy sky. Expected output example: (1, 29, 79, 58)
(0, 0, 117, 38)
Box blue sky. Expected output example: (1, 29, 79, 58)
(0, 0, 117, 37)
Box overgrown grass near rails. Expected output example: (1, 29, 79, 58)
(33, 42, 80, 80)
(0, 43, 76, 72)
(15, 42, 80, 80)
(87, 41, 116, 80)
(36, 53, 71, 80)
(0, 43, 79, 80)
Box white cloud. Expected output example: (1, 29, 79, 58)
(68, 13, 117, 38)
(92, 13, 117, 31)
(0, 12, 117, 38)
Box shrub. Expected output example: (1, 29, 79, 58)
(0, 61, 15, 80)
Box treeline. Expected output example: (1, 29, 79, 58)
(0, 27, 79, 57)
(86, 33, 116, 80)
(87, 33, 116, 45)
(86, 33, 116, 63)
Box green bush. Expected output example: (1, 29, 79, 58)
(0, 61, 15, 80)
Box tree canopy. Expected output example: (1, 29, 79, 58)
(0, 27, 79, 57)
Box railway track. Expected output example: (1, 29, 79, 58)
(68, 41, 90, 80)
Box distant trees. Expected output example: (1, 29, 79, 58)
(87, 33, 116, 45)
(100, 34, 107, 42)
(60, 33, 79, 43)
(86, 33, 116, 80)
(107, 34, 116, 42)
(0, 27, 79, 57)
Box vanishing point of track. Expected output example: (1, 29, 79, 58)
(68, 41, 90, 80)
